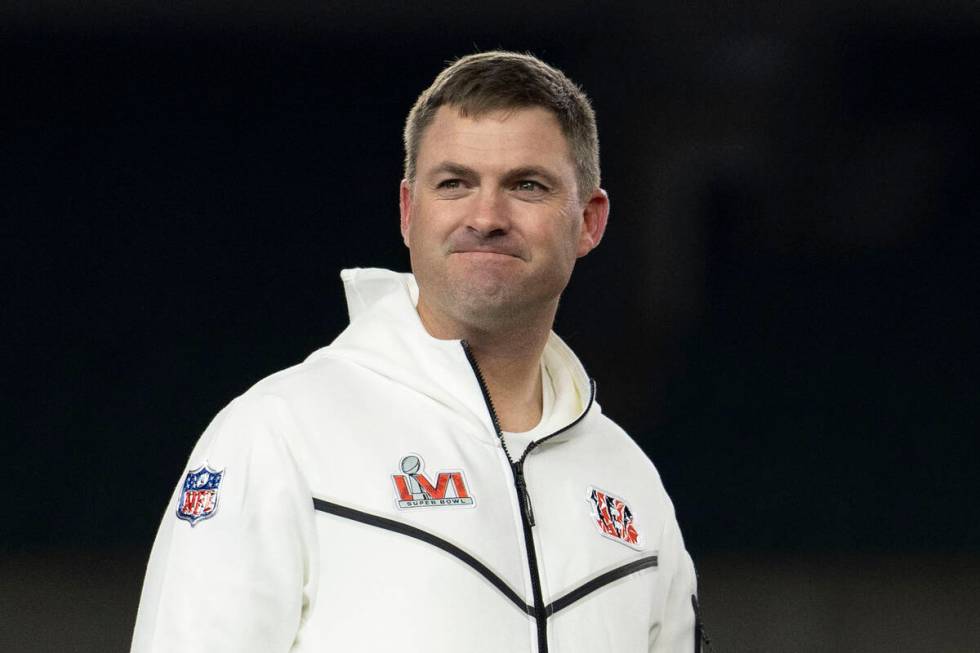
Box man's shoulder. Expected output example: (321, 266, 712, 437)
(238, 342, 367, 401)
(584, 405, 646, 452)
(200, 345, 354, 424)
(581, 407, 669, 488)
(186, 346, 362, 458)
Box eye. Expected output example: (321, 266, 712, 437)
(515, 180, 547, 193)
(437, 179, 462, 190)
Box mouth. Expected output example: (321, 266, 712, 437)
(450, 250, 524, 265)
(450, 246, 524, 260)
(453, 249, 516, 256)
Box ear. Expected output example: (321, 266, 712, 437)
(576, 188, 610, 257)
(399, 179, 413, 247)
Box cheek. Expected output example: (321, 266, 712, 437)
(407, 208, 435, 248)
(410, 203, 456, 245)
(562, 216, 586, 259)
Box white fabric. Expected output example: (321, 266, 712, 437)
(501, 359, 557, 457)
(131, 267, 697, 653)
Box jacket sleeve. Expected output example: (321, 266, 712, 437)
(649, 510, 699, 653)
(131, 394, 318, 653)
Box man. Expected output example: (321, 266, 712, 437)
(132, 51, 701, 652)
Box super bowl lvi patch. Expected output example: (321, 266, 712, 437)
(391, 453, 475, 509)
(587, 486, 642, 549)
(177, 463, 224, 526)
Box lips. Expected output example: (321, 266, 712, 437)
(451, 247, 521, 258)
(447, 234, 526, 260)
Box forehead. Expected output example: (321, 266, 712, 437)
(416, 105, 573, 173)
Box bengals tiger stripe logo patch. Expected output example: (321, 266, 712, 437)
(587, 486, 641, 549)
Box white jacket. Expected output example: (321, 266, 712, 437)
(132, 268, 699, 653)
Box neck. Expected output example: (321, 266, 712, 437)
(417, 295, 555, 433)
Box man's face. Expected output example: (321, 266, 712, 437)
(400, 105, 607, 332)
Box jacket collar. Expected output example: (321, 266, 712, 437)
(310, 268, 594, 445)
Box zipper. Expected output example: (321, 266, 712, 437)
(513, 462, 536, 527)
(461, 340, 596, 653)
(461, 340, 548, 652)
(513, 458, 547, 652)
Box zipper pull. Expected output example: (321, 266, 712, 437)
(514, 463, 536, 527)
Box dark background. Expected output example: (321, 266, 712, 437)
(3, 2, 978, 651)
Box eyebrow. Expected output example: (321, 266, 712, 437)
(426, 161, 478, 182)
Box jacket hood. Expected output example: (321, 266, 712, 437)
(307, 268, 594, 446)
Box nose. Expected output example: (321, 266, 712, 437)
(465, 188, 511, 238)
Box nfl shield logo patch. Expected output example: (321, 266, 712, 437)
(587, 486, 641, 549)
(177, 464, 224, 526)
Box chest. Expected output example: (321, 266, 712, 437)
(284, 387, 670, 652)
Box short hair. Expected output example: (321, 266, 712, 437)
(404, 51, 600, 202)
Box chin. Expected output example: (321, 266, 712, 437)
(451, 277, 559, 324)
